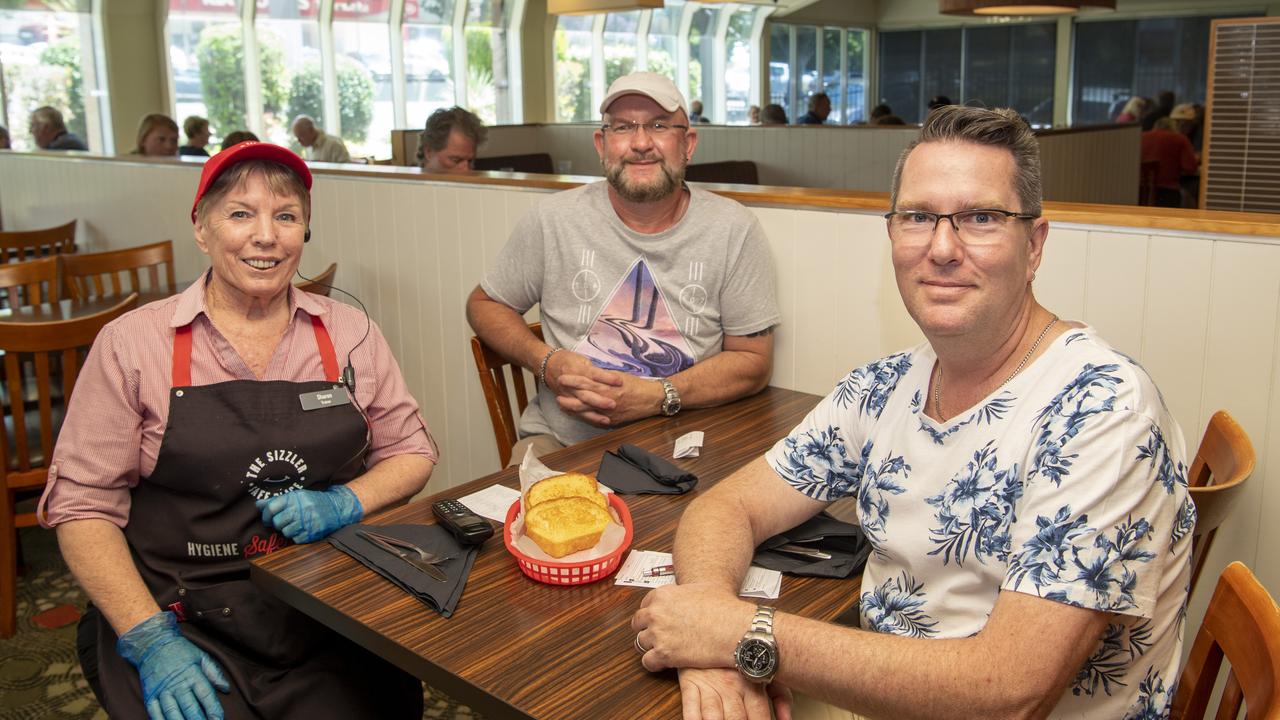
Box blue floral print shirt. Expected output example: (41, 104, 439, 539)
(765, 326, 1195, 719)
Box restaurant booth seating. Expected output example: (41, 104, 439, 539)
(470, 322, 543, 467)
(61, 240, 177, 302)
(1173, 561, 1280, 720)
(0, 220, 77, 263)
(473, 153, 555, 174)
(1187, 410, 1255, 599)
(295, 262, 338, 297)
(0, 293, 138, 637)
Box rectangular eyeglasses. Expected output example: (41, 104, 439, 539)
(601, 120, 690, 136)
(884, 208, 1038, 247)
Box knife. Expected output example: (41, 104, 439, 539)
(357, 529, 448, 582)
(774, 543, 832, 560)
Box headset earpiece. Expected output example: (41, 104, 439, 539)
(304, 228, 311, 243)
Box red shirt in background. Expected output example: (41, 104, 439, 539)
(1141, 128, 1198, 189)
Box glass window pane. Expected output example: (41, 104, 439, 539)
(553, 15, 592, 122)
(403, 0, 455, 129)
(687, 7, 717, 117)
(922, 28, 960, 113)
(259, 0, 320, 148)
(603, 11, 639, 90)
(962, 25, 1010, 109)
(845, 28, 867, 124)
(1008, 23, 1055, 127)
(3, 0, 101, 151)
(465, 0, 513, 125)
(878, 30, 921, 123)
(333, 0, 391, 159)
(794, 25, 817, 122)
(724, 7, 755, 124)
(767, 23, 790, 121)
(167, 0, 243, 149)
(821, 27, 840, 122)
(646, 0, 680, 80)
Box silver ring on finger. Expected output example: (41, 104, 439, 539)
(634, 633, 648, 655)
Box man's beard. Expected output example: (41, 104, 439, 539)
(604, 155, 684, 203)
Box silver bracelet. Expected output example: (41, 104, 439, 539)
(537, 347, 562, 387)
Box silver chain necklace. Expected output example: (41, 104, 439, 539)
(933, 315, 1059, 422)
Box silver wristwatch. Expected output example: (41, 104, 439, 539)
(733, 605, 778, 684)
(659, 378, 681, 416)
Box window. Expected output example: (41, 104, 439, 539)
(3, 0, 105, 151)
(768, 23, 869, 125)
(257, 0, 320, 147)
(646, 2, 680, 80)
(1071, 13, 1247, 125)
(724, 8, 755, 124)
(794, 25, 817, 122)
(465, 0, 514, 125)
(553, 15, 593, 122)
(878, 23, 1054, 126)
(603, 11, 639, 89)
(333, 0, 393, 159)
(687, 7, 718, 118)
(402, 0, 456, 130)
(845, 28, 867, 124)
(768, 23, 790, 117)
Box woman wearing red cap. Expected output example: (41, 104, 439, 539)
(39, 141, 435, 719)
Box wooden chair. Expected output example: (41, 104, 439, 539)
(1187, 410, 1255, 598)
(295, 263, 338, 297)
(1173, 561, 1280, 720)
(470, 323, 543, 467)
(61, 240, 177, 302)
(0, 256, 60, 310)
(0, 221, 77, 263)
(0, 292, 139, 637)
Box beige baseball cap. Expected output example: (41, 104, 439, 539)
(1170, 103, 1197, 120)
(599, 72, 688, 116)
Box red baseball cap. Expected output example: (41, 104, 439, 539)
(190, 141, 312, 223)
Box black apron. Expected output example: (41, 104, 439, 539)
(86, 315, 422, 719)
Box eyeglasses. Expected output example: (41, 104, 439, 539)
(601, 120, 690, 136)
(884, 208, 1038, 247)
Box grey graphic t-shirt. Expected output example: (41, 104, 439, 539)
(481, 181, 780, 445)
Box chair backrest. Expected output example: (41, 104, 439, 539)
(473, 153, 555, 174)
(0, 256, 60, 309)
(61, 240, 176, 302)
(0, 220, 77, 263)
(1188, 410, 1255, 597)
(685, 160, 760, 185)
(0, 293, 139, 500)
(470, 323, 543, 467)
(1173, 561, 1280, 720)
(295, 263, 338, 296)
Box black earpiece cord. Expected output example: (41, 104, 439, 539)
(293, 265, 372, 396)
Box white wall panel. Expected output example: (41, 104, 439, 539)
(4, 154, 1280, 646)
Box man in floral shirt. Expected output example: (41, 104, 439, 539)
(632, 106, 1194, 720)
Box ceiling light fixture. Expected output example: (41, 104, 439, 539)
(548, 0, 663, 15)
(939, 0, 1115, 15)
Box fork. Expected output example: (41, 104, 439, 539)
(360, 528, 454, 565)
(356, 530, 449, 582)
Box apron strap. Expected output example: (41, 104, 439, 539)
(169, 316, 341, 387)
(310, 315, 341, 383)
(173, 325, 193, 387)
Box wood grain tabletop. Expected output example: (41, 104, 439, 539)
(251, 386, 858, 720)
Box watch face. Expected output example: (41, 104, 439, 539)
(735, 638, 777, 679)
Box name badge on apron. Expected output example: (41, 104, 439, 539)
(299, 386, 353, 411)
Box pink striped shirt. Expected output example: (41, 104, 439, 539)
(40, 271, 436, 528)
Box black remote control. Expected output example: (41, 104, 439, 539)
(431, 499, 494, 545)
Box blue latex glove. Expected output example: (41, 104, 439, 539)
(116, 611, 230, 720)
(255, 485, 363, 544)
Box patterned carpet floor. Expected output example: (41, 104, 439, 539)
(0, 527, 482, 720)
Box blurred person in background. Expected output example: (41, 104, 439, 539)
(1142, 116, 1198, 208)
(747, 105, 761, 125)
(869, 104, 893, 123)
(1115, 96, 1150, 124)
(181, 116, 212, 157)
(1143, 90, 1176, 131)
(797, 93, 831, 125)
(132, 114, 179, 157)
(291, 115, 350, 164)
(417, 107, 486, 172)
(221, 131, 259, 151)
(761, 104, 789, 125)
(689, 100, 710, 124)
(0, 126, 9, 150)
(30, 106, 87, 151)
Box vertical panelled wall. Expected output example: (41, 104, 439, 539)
(481, 123, 1139, 203)
(2, 153, 1278, 636)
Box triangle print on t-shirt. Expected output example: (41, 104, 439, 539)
(573, 257, 695, 377)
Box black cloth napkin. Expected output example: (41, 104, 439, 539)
(328, 523, 478, 618)
(751, 513, 871, 579)
(597, 443, 698, 495)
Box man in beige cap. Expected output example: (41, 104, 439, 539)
(467, 71, 780, 460)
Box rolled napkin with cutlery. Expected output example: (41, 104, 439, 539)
(751, 513, 871, 579)
(328, 523, 479, 617)
(596, 444, 698, 495)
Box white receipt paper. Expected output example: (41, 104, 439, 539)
(456, 484, 521, 524)
(673, 431, 704, 459)
(614, 550, 781, 600)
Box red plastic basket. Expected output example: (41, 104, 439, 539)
(503, 492, 633, 585)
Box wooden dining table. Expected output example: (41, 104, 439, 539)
(0, 290, 175, 323)
(251, 386, 860, 720)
